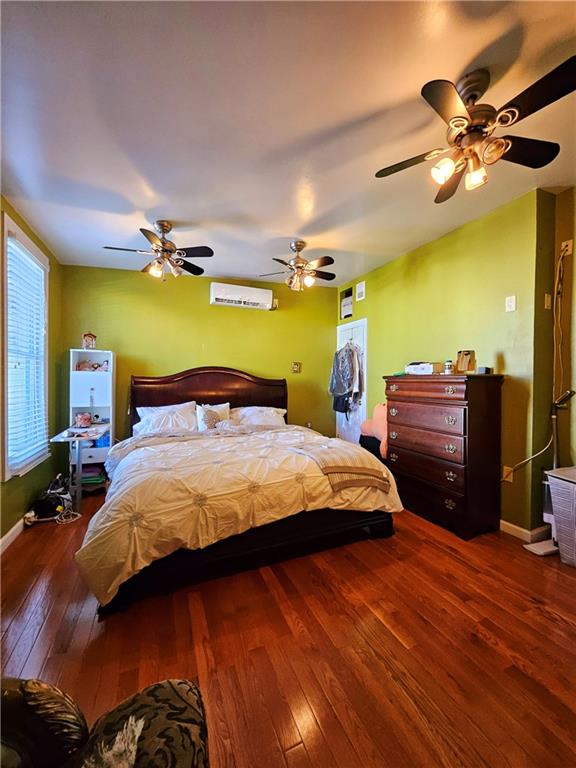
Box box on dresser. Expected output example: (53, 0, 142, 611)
(384, 374, 503, 539)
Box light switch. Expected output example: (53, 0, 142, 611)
(544, 293, 552, 310)
(505, 295, 516, 313)
(291, 362, 302, 374)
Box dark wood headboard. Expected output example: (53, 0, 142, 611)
(129, 366, 288, 433)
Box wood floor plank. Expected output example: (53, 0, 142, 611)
(284, 742, 313, 768)
(265, 642, 338, 768)
(2, 502, 576, 767)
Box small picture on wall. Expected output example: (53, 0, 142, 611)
(82, 332, 97, 350)
(456, 350, 476, 373)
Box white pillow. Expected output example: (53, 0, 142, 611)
(136, 400, 196, 419)
(230, 406, 286, 427)
(196, 402, 230, 431)
(134, 402, 197, 435)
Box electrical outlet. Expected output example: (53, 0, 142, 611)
(291, 361, 302, 374)
(561, 239, 573, 256)
(505, 296, 516, 313)
(502, 466, 514, 483)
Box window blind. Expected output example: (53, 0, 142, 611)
(5, 235, 49, 476)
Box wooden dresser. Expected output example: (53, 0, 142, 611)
(383, 374, 503, 539)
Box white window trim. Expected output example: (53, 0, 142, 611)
(2, 212, 51, 481)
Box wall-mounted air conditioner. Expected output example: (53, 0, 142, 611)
(209, 282, 275, 311)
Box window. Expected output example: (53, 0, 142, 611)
(3, 216, 50, 478)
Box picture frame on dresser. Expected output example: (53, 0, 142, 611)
(383, 373, 503, 539)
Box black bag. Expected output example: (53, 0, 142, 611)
(24, 474, 72, 526)
(333, 394, 352, 419)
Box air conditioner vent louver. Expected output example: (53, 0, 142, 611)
(210, 282, 274, 311)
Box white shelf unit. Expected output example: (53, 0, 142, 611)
(69, 349, 115, 467)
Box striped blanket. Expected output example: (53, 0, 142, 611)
(290, 439, 391, 493)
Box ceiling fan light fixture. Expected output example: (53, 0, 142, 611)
(464, 155, 488, 191)
(287, 272, 304, 291)
(169, 260, 183, 277)
(148, 258, 165, 278)
(303, 274, 316, 288)
(480, 136, 511, 165)
(430, 156, 456, 185)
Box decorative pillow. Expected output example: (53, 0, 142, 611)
(134, 403, 197, 435)
(82, 716, 144, 767)
(196, 402, 230, 431)
(78, 680, 208, 768)
(230, 406, 286, 427)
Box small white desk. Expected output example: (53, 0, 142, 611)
(50, 424, 110, 513)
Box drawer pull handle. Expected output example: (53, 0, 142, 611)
(444, 443, 457, 454)
(389, 407, 398, 417)
(390, 431, 398, 440)
(389, 452, 398, 462)
(389, 384, 399, 392)
(444, 385, 456, 395)
(444, 499, 457, 510)
(444, 415, 457, 425)
(445, 471, 457, 482)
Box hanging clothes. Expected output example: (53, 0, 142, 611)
(329, 341, 364, 417)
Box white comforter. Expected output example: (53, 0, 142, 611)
(75, 425, 402, 605)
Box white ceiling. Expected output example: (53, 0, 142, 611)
(2, 1, 575, 286)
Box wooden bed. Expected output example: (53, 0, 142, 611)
(103, 366, 394, 610)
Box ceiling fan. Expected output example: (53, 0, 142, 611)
(103, 219, 214, 278)
(375, 56, 575, 203)
(260, 240, 336, 291)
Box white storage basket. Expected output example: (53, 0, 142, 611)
(546, 468, 576, 567)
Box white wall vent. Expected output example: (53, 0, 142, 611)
(210, 282, 274, 311)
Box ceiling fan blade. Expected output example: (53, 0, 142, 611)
(421, 80, 471, 126)
(498, 56, 576, 124)
(177, 260, 204, 276)
(273, 258, 291, 266)
(375, 149, 444, 178)
(259, 271, 286, 277)
(310, 270, 336, 281)
(176, 246, 214, 259)
(434, 166, 465, 204)
(140, 228, 163, 248)
(501, 135, 560, 168)
(306, 256, 335, 269)
(103, 246, 154, 254)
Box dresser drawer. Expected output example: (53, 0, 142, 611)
(70, 447, 109, 464)
(387, 447, 465, 492)
(387, 401, 465, 435)
(385, 377, 467, 401)
(388, 425, 466, 463)
(395, 474, 466, 532)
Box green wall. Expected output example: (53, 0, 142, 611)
(60, 267, 337, 440)
(1, 198, 66, 536)
(336, 191, 558, 530)
(554, 188, 575, 467)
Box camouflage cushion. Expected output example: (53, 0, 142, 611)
(1, 678, 208, 768)
(74, 679, 208, 768)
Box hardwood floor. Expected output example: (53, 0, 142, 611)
(2, 496, 576, 767)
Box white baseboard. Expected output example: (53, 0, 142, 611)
(500, 520, 551, 543)
(0, 518, 24, 555)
